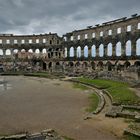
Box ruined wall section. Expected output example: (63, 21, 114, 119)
(63, 15, 140, 61)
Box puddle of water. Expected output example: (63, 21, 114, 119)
(0, 78, 12, 91)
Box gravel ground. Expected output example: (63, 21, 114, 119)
(0, 76, 127, 140)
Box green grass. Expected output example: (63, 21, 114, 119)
(73, 83, 89, 90)
(76, 78, 140, 105)
(30, 72, 49, 76)
(72, 83, 99, 113)
(86, 93, 99, 113)
(124, 135, 140, 140)
(123, 108, 140, 113)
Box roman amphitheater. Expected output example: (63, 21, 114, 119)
(0, 14, 140, 79)
(0, 14, 140, 140)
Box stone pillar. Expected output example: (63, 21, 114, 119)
(74, 48, 77, 58)
(67, 48, 70, 58)
(81, 47, 84, 57)
(104, 45, 108, 57)
(132, 40, 136, 56)
(3, 49, 6, 57)
(96, 46, 99, 57)
(88, 47, 91, 58)
(60, 51, 63, 58)
(112, 43, 116, 57)
(121, 42, 126, 57)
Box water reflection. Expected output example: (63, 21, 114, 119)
(0, 78, 12, 91)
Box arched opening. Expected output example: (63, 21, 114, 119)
(48, 62, 52, 69)
(116, 42, 122, 56)
(47, 48, 53, 58)
(35, 49, 40, 54)
(136, 39, 140, 56)
(91, 62, 95, 70)
(28, 49, 33, 53)
(138, 23, 140, 29)
(75, 62, 81, 67)
(106, 61, 113, 71)
(69, 47, 74, 57)
(99, 44, 104, 57)
(42, 62, 47, 70)
(55, 62, 61, 70)
(91, 45, 96, 57)
(77, 46, 81, 58)
(48, 53, 51, 58)
(5, 49, 11, 56)
(64, 48, 67, 58)
(13, 49, 19, 58)
(42, 49, 47, 54)
(21, 49, 26, 52)
(56, 62, 60, 66)
(0, 49, 4, 56)
(68, 62, 74, 67)
(97, 61, 104, 70)
(83, 62, 88, 68)
(117, 64, 122, 71)
(55, 48, 60, 57)
(134, 61, 140, 67)
(124, 61, 131, 69)
(13, 49, 18, 54)
(126, 40, 131, 56)
(107, 43, 112, 56)
(84, 45, 88, 58)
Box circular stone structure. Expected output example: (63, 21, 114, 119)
(0, 76, 127, 140)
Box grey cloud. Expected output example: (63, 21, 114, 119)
(0, 0, 139, 36)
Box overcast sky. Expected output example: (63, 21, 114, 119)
(0, 0, 139, 36)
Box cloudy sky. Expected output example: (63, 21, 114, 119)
(0, 0, 139, 36)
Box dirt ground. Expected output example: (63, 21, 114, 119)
(0, 76, 128, 140)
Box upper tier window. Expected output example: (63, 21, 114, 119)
(117, 28, 121, 34)
(6, 40, 10, 44)
(36, 39, 39, 43)
(21, 40, 25, 44)
(92, 33, 96, 38)
(85, 34, 88, 39)
(14, 40, 18, 44)
(29, 39, 32, 44)
(77, 35, 80, 40)
(127, 25, 131, 32)
(43, 38, 46, 43)
(100, 31, 103, 37)
(138, 23, 140, 29)
(108, 30, 112, 35)
(71, 36, 74, 41)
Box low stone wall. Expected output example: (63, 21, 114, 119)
(0, 129, 64, 140)
(124, 125, 140, 139)
(68, 79, 105, 115)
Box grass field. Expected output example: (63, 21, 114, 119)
(86, 93, 99, 113)
(73, 83, 99, 113)
(75, 78, 140, 105)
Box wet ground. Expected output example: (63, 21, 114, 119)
(0, 76, 127, 140)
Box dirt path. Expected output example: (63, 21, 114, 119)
(0, 76, 128, 140)
(130, 87, 140, 97)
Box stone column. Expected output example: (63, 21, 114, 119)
(104, 45, 108, 57)
(96, 46, 99, 57)
(132, 40, 136, 56)
(67, 48, 70, 58)
(112, 43, 116, 57)
(81, 47, 84, 58)
(60, 51, 63, 58)
(74, 48, 77, 58)
(88, 47, 91, 58)
(121, 42, 126, 57)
